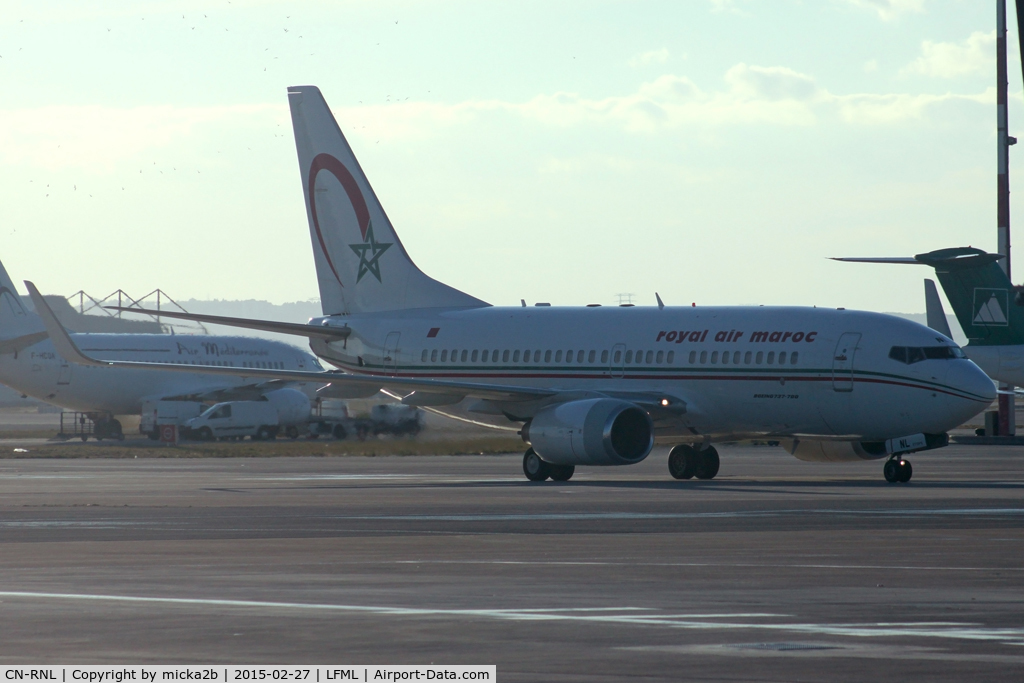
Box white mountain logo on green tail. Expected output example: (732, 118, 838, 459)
(972, 288, 1009, 326)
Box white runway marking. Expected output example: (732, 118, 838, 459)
(0, 590, 1020, 646)
(394, 560, 1024, 572)
(334, 508, 1024, 522)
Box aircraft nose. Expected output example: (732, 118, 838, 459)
(946, 360, 997, 405)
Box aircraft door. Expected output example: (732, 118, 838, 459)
(57, 359, 72, 385)
(610, 344, 626, 378)
(831, 332, 861, 392)
(383, 332, 401, 375)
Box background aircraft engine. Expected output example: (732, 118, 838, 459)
(782, 439, 888, 463)
(525, 398, 654, 466)
(263, 388, 313, 425)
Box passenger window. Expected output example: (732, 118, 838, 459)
(656, 350, 663, 364)
(471, 350, 478, 362)
(535, 350, 542, 362)
(645, 350, 653, 364)
(744, 351, 751, 364)
(733, 351, 740, 364)
(513, 350, 520, 362)
(481, 350, 489, 362)
(700, 351, 707, 364)
(431, 350, 438, 362)
(577, 350, 585, 363)
(667, 351, 674, 364)
(523, 350, 531, 362)
(721, 352, 729, 365)
(688, 351, 696, 364)
(545, 350, 552, 363)
(756, 351, 763, 364)
(441, 350, 448, 362)
(767, 351, 775, 364)
(791, 351, 798, 365)
(503, 350, 510, 362)
(601, 350, 609, 363)
(611, 350, 619, 363)
(557, 350, 564, 362)
(449, 349, 456, 361)
(778, 352, 787, 364)
(625, 350, 633, 363)
(588, 350, 596, 363)
(565, 349, 572, 362)
(711, 351, 719, 364)
(461, 350, 468, 362)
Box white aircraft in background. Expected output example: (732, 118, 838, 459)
(33, 85, 995, 483)
(0, 259, 323, 438)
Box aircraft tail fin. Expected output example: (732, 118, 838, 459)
(287, 85, 488, 316)
(0, 259, 44, 344)
(924, 279, 953, 338)
(835, 247, 1024, 346)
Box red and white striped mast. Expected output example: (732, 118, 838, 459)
(998, 0, 1017, 435)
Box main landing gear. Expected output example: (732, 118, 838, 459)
(522, 448, 575, 482)
(668, 444, 720, 480)
(883, 456, 913, 484)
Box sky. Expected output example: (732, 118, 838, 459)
(0, 0, 1021, 315)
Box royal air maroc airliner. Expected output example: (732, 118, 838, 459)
(0, 259, 322, 438)
(29, 85, 995, 483)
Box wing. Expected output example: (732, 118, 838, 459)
(103, 305, 351, 341)
(27, 281, 555, 403)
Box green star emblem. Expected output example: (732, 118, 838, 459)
(348, 221, 393, 283)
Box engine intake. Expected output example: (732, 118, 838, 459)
(524, 398, 654, 466)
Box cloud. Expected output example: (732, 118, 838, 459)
(724, 64, 819, 101)
(628, 48, 670, 68)
(903, 31, 994, 78)
(842, 0, 925, 21)
(0, 103, 283, 171)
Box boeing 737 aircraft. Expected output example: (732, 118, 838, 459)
(835, 247, 1024, 388)
(0, 260, 322, 438)
(34, 85, 995, 483)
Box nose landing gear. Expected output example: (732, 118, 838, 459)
(668, 444, 720, 480)
(883, 456, 913, 483)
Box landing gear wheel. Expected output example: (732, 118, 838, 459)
(883, 457, 913, 483)
(693, 446, 720, 480)
(549, 464, 575, 482)
(897, 459, 913, 483)
(523, 448, 552, 482)
(668, 445, 696, 480)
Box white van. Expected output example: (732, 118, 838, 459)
(184, 389, 312, 441)
(186, 401, 280, 441)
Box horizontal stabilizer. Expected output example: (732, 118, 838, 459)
(830, 257, 921, 264)
(104, 306, 352, 340)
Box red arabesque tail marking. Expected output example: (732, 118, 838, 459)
(308, 153, 372, 288)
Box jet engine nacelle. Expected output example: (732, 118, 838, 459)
(524, 398, 654, 466)
(263, 388, 313, 426)
(782, 439, 888, 463)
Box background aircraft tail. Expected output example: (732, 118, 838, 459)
(0, 259, 46, 351)
(834, 247, 1024, 346)
(915, 248, 1024, 346)
(287, 85, 488, 316)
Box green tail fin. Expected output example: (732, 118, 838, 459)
(917, 247, 1024, 346)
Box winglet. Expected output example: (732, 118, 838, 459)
(924, 279, 953, 338)
(23, 281, 109, 367)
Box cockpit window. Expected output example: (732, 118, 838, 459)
(889, 345, 966, 364)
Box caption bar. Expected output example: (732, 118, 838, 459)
(0, 668, 495, 683)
